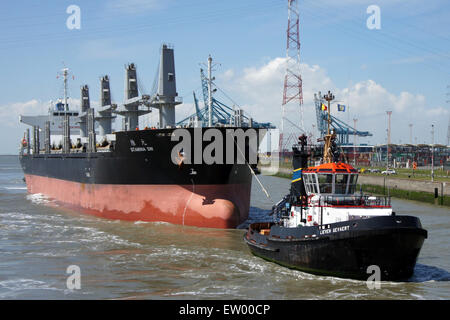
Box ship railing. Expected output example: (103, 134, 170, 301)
(318, 195, 391, 208)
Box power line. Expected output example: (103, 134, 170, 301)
(300, 0, 450, 74)
(0, 1, 284, 48)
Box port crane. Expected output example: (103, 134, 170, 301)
(314, 91, 372, 145)
(177, 57, 274, 129)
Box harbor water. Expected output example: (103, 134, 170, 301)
(0, 155, 449, 299)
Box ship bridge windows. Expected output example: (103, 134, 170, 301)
(304, 172, 359, 195)
(317, 173, 358, 195)
(52, 112, 79, 116)
(317, 174, 333, 194)
(303, 173, 318, 194)
(334, 174, 349, 194)
(349, 174, 358, 194)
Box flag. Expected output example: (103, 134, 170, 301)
(321, 103, 327, 111)
(337, 104, 346, 112)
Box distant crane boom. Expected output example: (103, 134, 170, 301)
(314, 91, 372, 145)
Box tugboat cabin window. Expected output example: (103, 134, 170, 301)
(311, 174, 319, 193)
(317, 174, 333, 194)
(349, 174, 358, 194)
(311, 173, 358, 195)
(334, 174, 349, 194)
(303, 164, 359, 195)
(303, 173, 316, 194)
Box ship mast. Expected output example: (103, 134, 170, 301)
(207, 55, 213, 127)
(62, 67, 71, 153)
(322, 90, 335, 163)
(63, 68, 69, 111)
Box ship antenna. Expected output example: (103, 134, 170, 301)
(200, 55, 220, 127)
(57, 66, 73, 111)
(322, 91, 335, 163)
(63, 67, 69, 111)
(207, 55, 213, 127)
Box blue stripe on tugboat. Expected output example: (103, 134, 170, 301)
(291, 168, 302, 183)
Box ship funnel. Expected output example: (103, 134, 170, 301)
(157, 44, 180, 128)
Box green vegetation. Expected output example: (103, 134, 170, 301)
(360, 167, 450, 183)
(267, 171, 450, 207)
(272, 171, 292, 180)
(359, 184, 450, 206)
(268, 161, 450, 182)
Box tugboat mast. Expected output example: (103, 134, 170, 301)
(323, 90, 334, 135)
(322, 90, 335, 163)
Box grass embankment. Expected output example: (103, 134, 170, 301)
(357, 184, 450, 207)
(272, 171, 292, 180)
(275, 160, 450, 182)
(360, 167, 450, 183)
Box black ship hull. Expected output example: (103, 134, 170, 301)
(20, 127, 262, 228)
(244, 215, 428, 280)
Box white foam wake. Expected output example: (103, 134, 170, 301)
(26, 193, 51, 205)
(4, 186, 27, 190)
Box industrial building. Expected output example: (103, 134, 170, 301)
(340, 144, 450, 169)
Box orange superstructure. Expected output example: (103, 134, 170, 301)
(303, 162, 358, 174)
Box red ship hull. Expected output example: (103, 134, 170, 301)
(20, 128, 261, 229)
(25, 174, 251, 228)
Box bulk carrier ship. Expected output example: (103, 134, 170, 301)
(19, 45, 271, 229)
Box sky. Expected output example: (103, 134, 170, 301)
(0, 0, 449, 153)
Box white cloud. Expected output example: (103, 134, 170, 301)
(218, 57, 334, 127)
(0, 99, 50, 128)
(217, 56, 446, 145)
(0, 99, 54, 154)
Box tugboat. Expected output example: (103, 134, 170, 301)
(244, 92, 427, 281)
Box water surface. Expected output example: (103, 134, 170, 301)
(0, 155, 449, 299)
